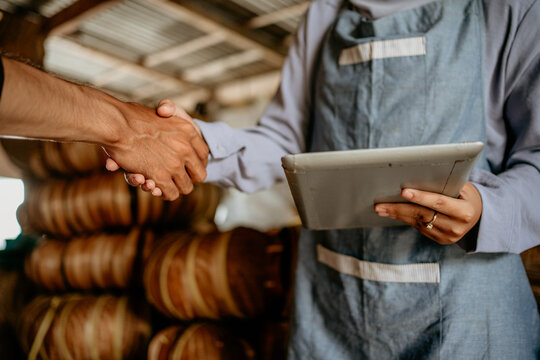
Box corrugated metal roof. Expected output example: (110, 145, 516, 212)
(45, 37, 114, 82)
(230, 0, 305, 16)
(200, 59, 276, 86)
(153, 42, 242, 74)
(78, 0, 207, 60)
(1, 0, 309, 108)
(230, 0, 305, 31)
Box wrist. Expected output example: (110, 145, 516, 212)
(79, 85, 126, 148)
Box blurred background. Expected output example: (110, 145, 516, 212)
(0, 1, 307, 359)
(0, 1, 538, 359)
(0, 0, 308, 245)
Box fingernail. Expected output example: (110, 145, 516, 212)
(402, 189, 413, 200)
(161, 103, 172, 112)
(375, 206, 388, 217)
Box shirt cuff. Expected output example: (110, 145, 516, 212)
(195, 120, 245, 159)
(467, 168, 515, 253)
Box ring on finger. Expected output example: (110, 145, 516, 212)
(425, 211, 438, 229)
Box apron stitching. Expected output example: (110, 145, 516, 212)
(317, 244, 441, 283)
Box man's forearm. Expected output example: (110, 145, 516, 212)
(0, 56, 209, 199)
(0, 57, 124, 147)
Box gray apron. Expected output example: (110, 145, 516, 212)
(289, 0, 540, 358)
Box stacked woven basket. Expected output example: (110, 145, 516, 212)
(15, 141, 294, 359)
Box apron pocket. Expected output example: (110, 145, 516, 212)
(317, 244, 439, 283)
(314, 244, 441, 358)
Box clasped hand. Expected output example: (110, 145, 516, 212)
(104, 99, 208, 201)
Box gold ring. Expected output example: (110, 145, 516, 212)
(425, 212, 438, 229)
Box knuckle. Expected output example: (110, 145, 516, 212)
(181, 183, 194, 195)
(178, 176, 193, 194)
(448, 226, 463, 238)
(170, 161, 184, 172)
(461, 210, 475, 223)
(191, 168, 207, 183)
(155, 170, 169, 182)
(164, 188, 180, 201)
(200, 169, 208, 182)
(434, 198, 446, 209)
(175, 142, 191, 156)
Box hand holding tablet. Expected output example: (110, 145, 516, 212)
(282, 142, 484, 230)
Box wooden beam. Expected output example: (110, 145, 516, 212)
(145, 0, 284, 68)
(215, 71, 281, 106)
(131, 78, 189, 102)
(246, 1, 310, 29)
(44, 0, 122, 37)
(48, 37, 190, 93)
(0, 12, 46, 65)
(169, 88, 212, 113)
(176, 70, 281, 108)
(143, 33, 225, 67)
(91, 65, 133, 87)
(183, 49, 263, 83)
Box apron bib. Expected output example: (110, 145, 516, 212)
(289, 0, 540, 358)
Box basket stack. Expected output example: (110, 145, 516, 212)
(19, 295, 151, 360)
(16, 141, 295, 359)
(148, 324, 255, 360)
(141, 226, 295, 360)
(522, 246, 540, 309)
(20, 173, 220, 237)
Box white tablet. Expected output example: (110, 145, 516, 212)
(281, 142, 484, 230)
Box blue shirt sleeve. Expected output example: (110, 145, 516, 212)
(196, 0, 340, 193)
(468, 0, 540, 254)
(197, 0, 540, 254)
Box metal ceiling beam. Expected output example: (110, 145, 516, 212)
(142, 32, 226, 68)
(169, 88, 213, 113)
(215, 70, 281, 106)
(91, 65, 133, 87)
(246, 1, 310, 29)
(48, 37, 206, 99)
(145, 0, 285, 68)
(182, 49, 263, 83)
(173, 69, 281, 109)
(131, 78, 184, 102)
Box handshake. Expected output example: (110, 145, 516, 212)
(0, 57, 208, 201)
(103, 99, 209, 201)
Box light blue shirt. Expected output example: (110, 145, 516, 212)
(196, 0, 540, 254)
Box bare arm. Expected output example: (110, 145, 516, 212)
(0, 57, 208, 200)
